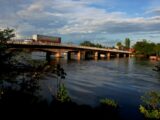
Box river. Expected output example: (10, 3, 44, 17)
(32, 52, 160, 120)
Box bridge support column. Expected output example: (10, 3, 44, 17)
(95, 52, 98, 57)
(123, 54, 126, 58)
(67, 52, 75, 60)
(94, 51, 100, 60)
(46, 52, 51, 62)
(75, 51, 86, 60)
(116, 53, 119, 58)
(107, 52, 110, 59)
(55, 52, 61, 58)
(77, 51, 81, 60)
(81, 51, 86, 60)
(67, 52, 71, 60)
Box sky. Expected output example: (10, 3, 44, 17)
(0, 0, 160, 46)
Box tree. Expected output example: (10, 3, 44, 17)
(80, 41, 105, 48)
(154, 43, 160, 56)
(139, 91, 160, 119)
(0, 28, 15, 44)
(133, 40, 156, 57)
(124, 38, 130, 49)
(0, 28, 15, 65)
(80, 41, 95, 47)
(116, 42, 123, 50)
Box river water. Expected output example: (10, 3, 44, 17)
(32, 52, 160, 120)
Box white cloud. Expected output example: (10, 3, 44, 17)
(145, 7, 160, 15)
(0, 0, 160, 44)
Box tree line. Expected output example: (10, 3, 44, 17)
(133, 39, 160, 57)
(80, 38, 131, 50)
(80, 40, 106, 48)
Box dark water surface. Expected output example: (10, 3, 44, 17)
(34, 53, 160, 120)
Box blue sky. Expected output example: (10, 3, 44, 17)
(0, 0, 160, 46)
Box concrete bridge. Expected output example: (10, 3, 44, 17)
(7, 41, 132, 61)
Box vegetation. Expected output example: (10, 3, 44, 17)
(116, 42, 123, 50)
(0, 28, 15, 65)
(80, 41, 106, 48)
(100, 98, 118, 108)
(139, 91, 160, 119)
(155, 43, 160, 56)
(124, 38, 130, 49)
(0, 28, 15, 44)
(133, 40, 160, 57)
(116, 38, 131, 50)
(57, 83, 71, 103)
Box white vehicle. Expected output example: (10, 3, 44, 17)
(23, 39, 32, 44)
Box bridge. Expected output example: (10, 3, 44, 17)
(7, 41, 132, 61)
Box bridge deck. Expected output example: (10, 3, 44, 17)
(7, 41, 131, 54)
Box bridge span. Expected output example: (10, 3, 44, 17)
(7, 41, 132, 61)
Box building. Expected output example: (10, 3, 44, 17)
(32, 34, 61, 43)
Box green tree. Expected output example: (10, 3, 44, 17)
(124, 38, 130, 49)
(0, 28, 15, 65)
(57, 83, 71, 103)
(139, 91, 160, 119)
(133, 40, 156, 57)
(155, 43, 160, 56)
(80, 41, 95, 47)
(100, 98, 118, 108)
(116, 42, 124, 50)
(80, 41, 105, 48)
(0, 28, 15, 45)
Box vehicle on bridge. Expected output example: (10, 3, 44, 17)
(32, 34, 61, 44)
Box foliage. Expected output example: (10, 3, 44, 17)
(155, 43, 160, 56)
(139, 91, 160, 119)
(52, 64, 70, 102)
(139, 105, 160, 119)
(56, 83, 71, 103)
(100, 98, 118, 108)
(116, 42, 124, 50)
(133, 40, 159, 57)
(0, 28, 15, 65)
(116, 42, 122, 47)
(80, 41, 105, 48)
(0, 28, 15, 44)
(141, 91, 160, 109)
(124, 38, 130, 49)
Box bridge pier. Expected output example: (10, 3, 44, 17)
(107, 52, 110, 59)
(55, 52, 61, 58)
(78, 51, 86, 60)
(94, 51, 100, 60)
(46, 52, 52, 62)
(67, 52, 71, 60)
(67, 52, 76, 60)
(116, 53, 119, 58)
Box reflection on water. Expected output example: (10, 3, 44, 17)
(40, 56, 160, 120)
(2, 51, 159, 120)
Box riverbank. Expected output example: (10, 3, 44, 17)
(0, 90, 120, 119)
(149, 56, 160, 61)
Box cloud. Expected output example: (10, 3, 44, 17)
(146, 8, 160, 15)
(0, 0, 160, 44)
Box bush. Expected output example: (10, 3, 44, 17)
(100, 98, 118, 108)
(139, 105, 160, 119)
(56, 83, 71, 103)
(139, 91, 160, 119)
